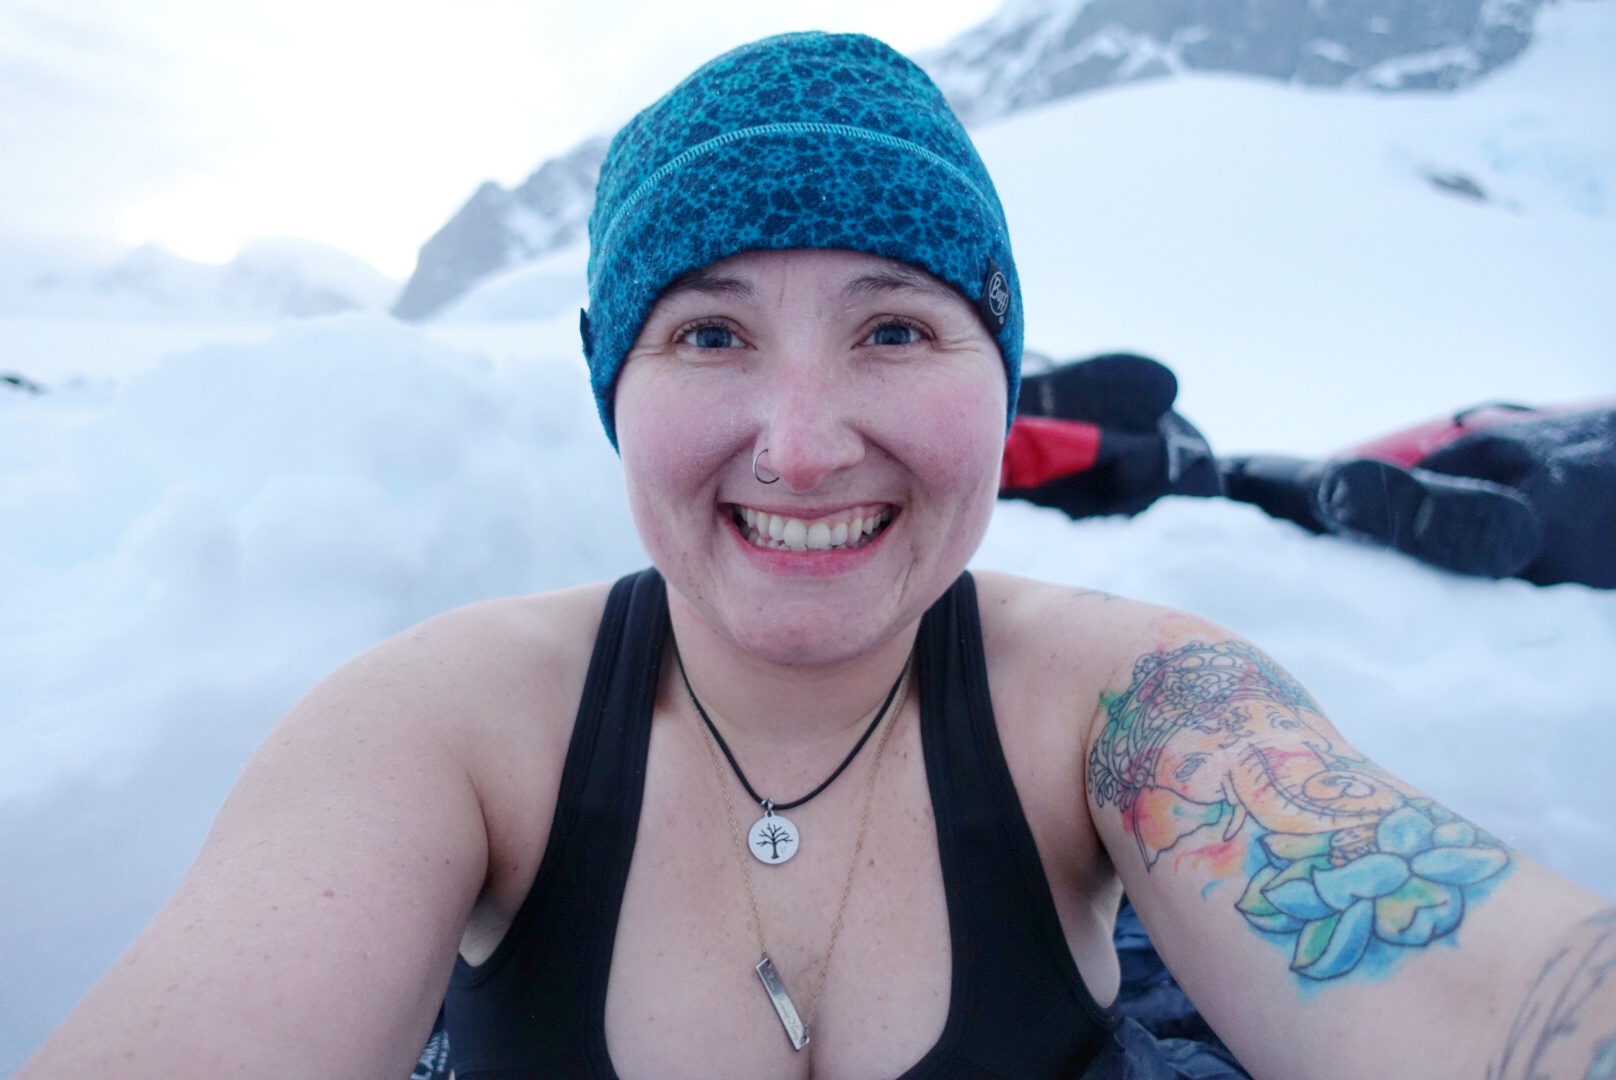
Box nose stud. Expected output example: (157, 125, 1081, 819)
(753, 448, 780, 485)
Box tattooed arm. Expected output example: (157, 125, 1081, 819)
(1081, 623, 1612, 1080)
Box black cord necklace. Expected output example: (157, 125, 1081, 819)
(675, 645, 910, 865)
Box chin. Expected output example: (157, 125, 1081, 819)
(719, 591, 903, 667)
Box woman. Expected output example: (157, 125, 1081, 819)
(19, 31, 1613, 1080)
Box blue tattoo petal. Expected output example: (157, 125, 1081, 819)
(1294, 899, 1375, 979)
(1430, 821, 1477, 848)
(1372, 877, 1464, 946)
(1291, 912, 1339, 971)
(1238, 865, 1306, 933)
(1410, 845, 1509, 886)
(1376, 806, 1435, 857)
(1314, 853, 1411, 910)
(1420, 799, 1457, 826)
(1265, 878, 1336, 922)
(1246, 909, 1307, 934)
(1237, 864, 1281, 909)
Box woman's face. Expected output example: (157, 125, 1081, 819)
(614, 248, 1008, 667)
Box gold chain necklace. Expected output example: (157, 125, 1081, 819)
(686, 654, 911, 1053)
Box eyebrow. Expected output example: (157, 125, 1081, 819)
(842, 266, 962, 303)
(659, 266, 756, 299)
(658, 261, 963, 304)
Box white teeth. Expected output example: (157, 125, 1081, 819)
(734, 505, 891, 552)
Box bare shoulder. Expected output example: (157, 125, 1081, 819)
(307, 580, 617, 924)
(316, 579, 614, 727)
(970, 569, 1225, 718)
(968, 569, 1235, 824)
(966, 570, 1234, 999)
(269, 579, 616, 829)
(14, 580, 618, 1080)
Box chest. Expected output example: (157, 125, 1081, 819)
(451, 574, 1122, 1078)
(606, 705, 953, 1080)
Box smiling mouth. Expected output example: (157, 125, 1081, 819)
(730, 504, 895, 552)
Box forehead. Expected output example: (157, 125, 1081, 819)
(654, 249, 970, 312)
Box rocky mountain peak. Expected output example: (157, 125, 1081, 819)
(395, 0, 1552, 321)
(391, 136, 606, 321)
(917, 0, 1541, 126)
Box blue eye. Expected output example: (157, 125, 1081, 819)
(689, 325, 736, 349)
(869, 323, 917, 346)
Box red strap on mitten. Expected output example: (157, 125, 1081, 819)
(1001, 416, 1102, 490)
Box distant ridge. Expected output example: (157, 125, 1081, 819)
(391, 137, 605, 321)
(394, 0, 1548, 321)
(918, 0, 1541, 125)
(0, 237, 398, 322)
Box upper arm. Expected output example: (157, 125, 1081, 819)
(1079, 615, 1611, 1080)
(18, 587, 604, 1080)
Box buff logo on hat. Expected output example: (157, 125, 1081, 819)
(581, 31, 1023, 447)
(978, 259, 1011, 333)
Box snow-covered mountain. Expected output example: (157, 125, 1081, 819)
(918, 0, 1541, 125)
(391, 137, 605, 321)
(0, 237, 399, 322)
(393, 0, 1561, 321)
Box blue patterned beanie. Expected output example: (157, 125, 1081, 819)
(582, 31, 1022, 447)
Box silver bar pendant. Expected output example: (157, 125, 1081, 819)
(755, 954, 810, 1051)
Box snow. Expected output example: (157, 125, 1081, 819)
(973, 0, 1616, 456)
(432, 243, 589, 324)
(1, 2, 1613, 1072)
(0, 237, 400, 323)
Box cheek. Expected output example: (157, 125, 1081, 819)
(618, 364, 726, 480)
(614, 364, 756, 572)
(895, 365, 1007, 496)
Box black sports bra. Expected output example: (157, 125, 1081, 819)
(444, 569, 1113, 1078)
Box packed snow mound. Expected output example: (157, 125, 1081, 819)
(0, 237, 399, 322)
(920, 0, 1542, 125)
(434, 243, 589, 324)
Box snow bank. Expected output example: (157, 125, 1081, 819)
(3, 309, 1612, 1072)
(0, 313, 646, 1067)
(2, 2, 1613, 1071)
(2, 313, 641, 803)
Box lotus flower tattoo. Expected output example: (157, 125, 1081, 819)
(1088, 640, 1511, 981)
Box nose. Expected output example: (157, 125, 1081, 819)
(753, 352, 865, 493)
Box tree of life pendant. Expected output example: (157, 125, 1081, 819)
(748, 803, 799, 864)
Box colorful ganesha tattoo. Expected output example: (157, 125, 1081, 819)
(1088, 640, 1511, 981)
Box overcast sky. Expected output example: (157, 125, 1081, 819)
(0, 0, 1002, 276)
